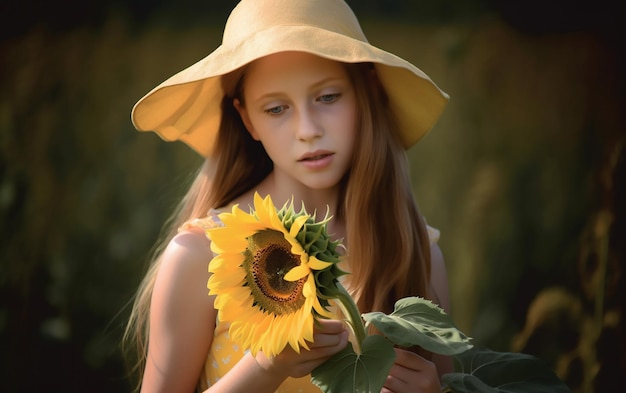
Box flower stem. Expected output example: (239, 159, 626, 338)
(333, 283, 367, 353)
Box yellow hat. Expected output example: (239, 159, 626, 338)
(131, 0, 449, 157)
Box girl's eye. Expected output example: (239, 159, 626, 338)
(264, 105, 286, 115)
(318, 93, 341, 103)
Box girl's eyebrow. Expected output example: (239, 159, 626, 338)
(309, 76, 347, 89)
(254, 76, 347, 102)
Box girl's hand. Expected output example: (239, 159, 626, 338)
(253, 319, 349, 379)
(382, 348, 442, 393)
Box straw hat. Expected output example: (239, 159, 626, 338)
(131, 0, 449, 157)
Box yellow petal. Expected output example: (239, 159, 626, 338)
(289, 240, 306, 259)
(302, 274, 316, 298)
(313, 298, 334, 318)
(209, 231, 248, 253)
(215, 295, 244, 315)
(221, 211, 263, 233)
(267, 317, 288, 356)
(207, 271, 245, 288)
(254, 193, 273, 225)
(208, 254, 244, 273)
(289, 215, 308, 238)
(308, 255, 332, 271)
(219, 286, 249, 304)
(284, 264, 309, 281)
(298, 306, 315, 343)
(285, 318, 303, 353)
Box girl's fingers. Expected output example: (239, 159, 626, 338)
(307, 319, 348, 349)
(382, 371, 410, 392)
(313, 319, 346, 334)
(393, 348, 432, 371)
(310, 328, 349, 349)
(255, 321, 349, 379)
(382, 348, 441, 393)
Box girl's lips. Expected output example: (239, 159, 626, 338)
(298, 150, 334, 162)
(298, 151, 334, 169)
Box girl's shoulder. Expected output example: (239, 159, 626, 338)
(168, 209, 224, 260)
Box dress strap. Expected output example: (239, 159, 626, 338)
(179, 209, 224, 233)
(426, 225, 440, 246)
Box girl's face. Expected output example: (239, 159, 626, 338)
(235, 51, 358, 193)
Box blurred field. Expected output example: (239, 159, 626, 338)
(1, 7, 623, 393)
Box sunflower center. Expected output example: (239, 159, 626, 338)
(244, 229, 307, 315)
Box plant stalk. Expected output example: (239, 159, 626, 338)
(332, 282, 367, 353)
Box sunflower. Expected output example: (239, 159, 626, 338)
(207, 193, 344, 357)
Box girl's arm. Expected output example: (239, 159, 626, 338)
(140, 230, 216, 393)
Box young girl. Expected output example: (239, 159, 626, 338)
(126, 1, 451, 392)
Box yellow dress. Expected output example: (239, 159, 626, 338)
(182, 210, 440, 392)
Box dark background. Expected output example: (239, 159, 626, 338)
(1, 1, 624, 392)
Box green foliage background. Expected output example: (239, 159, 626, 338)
(1, 1, 624, 392)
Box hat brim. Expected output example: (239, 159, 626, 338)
(131, 25, 449, 157)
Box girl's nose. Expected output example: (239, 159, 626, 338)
(295, 107, 323, 142)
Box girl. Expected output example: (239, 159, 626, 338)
(125, 0, 451, 392)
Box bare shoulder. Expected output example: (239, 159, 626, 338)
(162, 228, 213, 267)
(154, 228, 215, 314)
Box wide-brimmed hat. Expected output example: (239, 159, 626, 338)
(131, 0, 449, 157)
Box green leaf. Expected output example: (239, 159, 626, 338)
(362, 296, 472, 355)
(443, 347, 572, 393)
(311, 335, 396, 393)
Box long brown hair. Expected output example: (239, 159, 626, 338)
(123, 60, 432, 388)
(341, 63, 431, 314)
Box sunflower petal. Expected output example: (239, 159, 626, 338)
(289, 215, 308, 238)
(254, 193, 273, 226)
(222, 206, 257, 226)
(308, 255, 333, 271)
(208, 254, 244, 273)
(209, 231, 248, 253)
(298, 306, 314, 344)
(313, 298, 334, 318)
(207, 270, 245, 288)
(302, 274, 316, 298)
(284, 264, 309, 281)
(289, 240, 306, 259)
